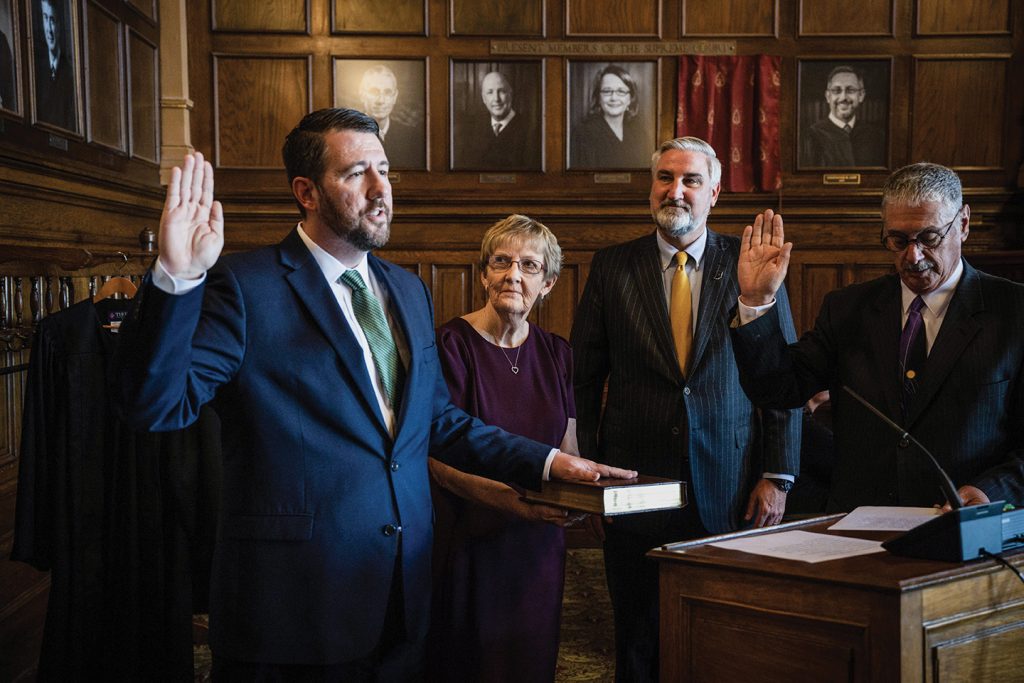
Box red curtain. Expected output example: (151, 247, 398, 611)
(676, 55, 781, 193)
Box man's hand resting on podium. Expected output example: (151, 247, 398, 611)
(939, 485, 990, 512)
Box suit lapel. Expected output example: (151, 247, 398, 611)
(690, 230, 730, 374)
(868, 278, 904, 421)
(631, 234, 681, 381)
(278, 230, 389, 435)
(907, 261, 983, 426)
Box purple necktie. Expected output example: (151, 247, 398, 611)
(899, 296, 927, 417)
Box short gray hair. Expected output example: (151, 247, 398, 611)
(881, 163, 962, 218)
(479, 214, 562, 281)
(650, 137, 722, 187)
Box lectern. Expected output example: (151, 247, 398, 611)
(648, 516, 1024, 682)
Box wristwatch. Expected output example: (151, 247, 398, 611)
(767, 477, 794, 493)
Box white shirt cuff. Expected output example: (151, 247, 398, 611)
(152, 258, 206, 294)
(541, 448, 559, 481)
(763, 472, 795, 482)
(737, 296, 776, 325)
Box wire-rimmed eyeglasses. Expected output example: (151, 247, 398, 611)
(488, 255, 544, 275)
(880, 207, 963, 252)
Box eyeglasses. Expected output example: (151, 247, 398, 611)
(489, 255, 544, 275)
(600, 88, 631, 98)
(880, 207, 962, 252)
(827, 86, 863, 96)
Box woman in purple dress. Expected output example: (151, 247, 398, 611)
(427, 214, 580, 683)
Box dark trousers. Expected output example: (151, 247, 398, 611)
(602, 504, 707, 683)
(212, 554, 421, 682)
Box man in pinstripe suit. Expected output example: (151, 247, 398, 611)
(571, 137, 801, 683)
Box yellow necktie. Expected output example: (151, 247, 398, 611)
(670, 251, 692, 375)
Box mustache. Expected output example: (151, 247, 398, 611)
(659, 200, 691, 211)
(903, 260, 935, 273)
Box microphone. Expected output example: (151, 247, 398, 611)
(841, 385, 962, 509)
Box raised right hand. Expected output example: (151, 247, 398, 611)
(160, 152, 224, 279)
(738, 209, 792, 307)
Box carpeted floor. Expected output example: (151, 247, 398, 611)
(194, 547, 615, 681)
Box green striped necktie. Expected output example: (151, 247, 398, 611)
(339, 269, 402, 407)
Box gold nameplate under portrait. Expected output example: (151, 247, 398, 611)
(823, 173, 861, 185)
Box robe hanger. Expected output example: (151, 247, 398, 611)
(93, 276, 138, 303)
(93, 252, 138, 303)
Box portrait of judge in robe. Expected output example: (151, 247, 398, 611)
(799, 59, 889, 169)
(31, 0, 78, 132)
(450, 60, 543, 172)
(333, 58, 427, 170)
(0, 0, 18, 112)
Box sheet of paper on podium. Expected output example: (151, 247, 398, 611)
(708, 530, 884, 563)
(827, 506, 940, 531)
(522, 475, 685, 516)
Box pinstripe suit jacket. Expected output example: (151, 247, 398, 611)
(731, 260, 1024, 510)
(572, 230, 801, 535)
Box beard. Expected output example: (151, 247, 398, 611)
(319, 188, 391, 252)
(654, 200, 703, 239)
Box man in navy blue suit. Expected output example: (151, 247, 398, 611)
(115, 108, 633, 680)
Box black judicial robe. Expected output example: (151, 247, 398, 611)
(12, 296, 220, 681)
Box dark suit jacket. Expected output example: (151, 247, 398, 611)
(455, 112, 541, 171)
(34, 50, 76, 131)
(114, 229, 551, 665)
(731, 261, 1024, 509)
(571, 230, 801, 536)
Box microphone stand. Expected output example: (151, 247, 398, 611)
(841, 385, 962, 509)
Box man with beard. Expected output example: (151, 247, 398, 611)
(34, 0, 76, 130)
(571, 136, 801, 682)
(801, 65, 885, 168)
(114, 108, 634, 679)
(732, 162, 1024, 511)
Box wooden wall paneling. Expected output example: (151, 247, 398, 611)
(332, 0, 426, 35)
(681, 0, 776, 37)
(127, 28, 159, 162)
(450, 0, 544, 37)
(431, 263, 475, 327)
(916, 0, 1011, 35)
(85, 1, 125, 151)
(213, 54, 311, 168)
(911, 57, 1008, 170)
(795, 263, 843, 334)
(530, 261, 579, 340)
(212, 0, 309, 33)
(126, 0, 157, 23)
(798, 0, 893, 36)
(565, 0, 661, 37)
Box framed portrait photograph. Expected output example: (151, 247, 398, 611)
(797, 58, 891, 170)
(30, 0, 80, 133)
(334, 58, 427, 170)
(450, 60, 543, 172)
(0, 0, 18, 113)
(567, 60, 657, 170)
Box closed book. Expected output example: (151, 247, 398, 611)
(523, 475, 687, 516)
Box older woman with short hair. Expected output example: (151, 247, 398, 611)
(427, 214, 578, 683)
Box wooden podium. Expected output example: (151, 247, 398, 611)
(648, 515, 1024, 682)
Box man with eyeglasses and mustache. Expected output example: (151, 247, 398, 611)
(572, 136, 801, 683)
(732, 162, 1024, 513)
(802, 65, 885, 168)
